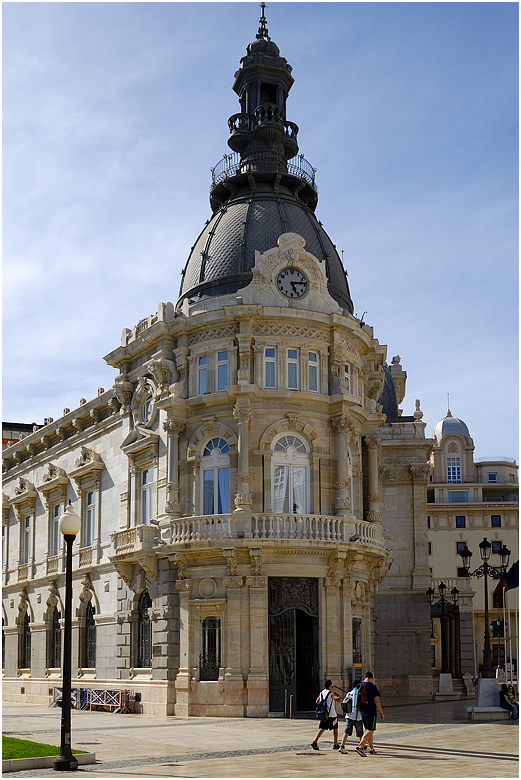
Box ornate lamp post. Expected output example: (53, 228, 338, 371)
(459, 538, 510, 679)
(426, 583, 459, 674)
(53, 505, 81, 772)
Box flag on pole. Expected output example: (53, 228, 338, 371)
(493, 561, 518, 608)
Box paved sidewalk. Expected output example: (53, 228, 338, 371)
(2, 697, 518, 778)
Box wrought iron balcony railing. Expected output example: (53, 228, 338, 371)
(211, 152, 316, 189)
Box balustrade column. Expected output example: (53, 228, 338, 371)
(364, 435, 381, 523)
(163, 420, 185, 518)
(331, 416, 352, 517)
(233, 406, 252, 512)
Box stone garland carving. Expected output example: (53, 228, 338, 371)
(237, 473, 251, 484)
(365, 511, 382, 523)
(249, 549, 262, 576)
(336, 479, 351, 490)
(379, 465, 412, 483)
(254, 323, 328, 341)
(367, 493, 380, 504)
(335, 497, 351, 510)
(46, 582, 59, 610)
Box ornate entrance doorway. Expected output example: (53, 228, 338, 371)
(268, 577, 319, 712)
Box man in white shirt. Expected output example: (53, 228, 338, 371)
(311, 679, 342, 750)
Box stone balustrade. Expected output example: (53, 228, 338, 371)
(46, 555, 59, 575)
(111, 524, 158, 556)
(79, 546, 93, 568)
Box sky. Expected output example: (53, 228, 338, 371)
(3, 1, 519, 460)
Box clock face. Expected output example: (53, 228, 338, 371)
(276, 268, 308, 299)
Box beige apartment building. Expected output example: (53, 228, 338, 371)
(426, 410, 518, 682)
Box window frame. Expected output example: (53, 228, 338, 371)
(84, 490, 95, 547)
(447, 457, 461, 484)
(271, 434, 310, 515)
(287, 348, 299, 390)
(491, 515, 502, 528)
(487, 473, 498, 483)
(455, 515, 466, 528)
(140, 467, 155, 525)
(22, 515, 31, 565)
(216, 351, 229, 392)
(201, 438, 230, 516)
(308, 352, 319, 393)
(198, 355, 208, 395)
(264, 348, 277, 389)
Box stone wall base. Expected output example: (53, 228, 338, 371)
(376, 675, 433, 697)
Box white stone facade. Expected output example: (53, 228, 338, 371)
(2, 233, 434, 714)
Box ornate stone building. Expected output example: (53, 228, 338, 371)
(2, 12, 434, 715)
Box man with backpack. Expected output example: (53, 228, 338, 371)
(311, 679, 343, 750)
(339, 679, 364, 752)
(355, 671, 385, 756)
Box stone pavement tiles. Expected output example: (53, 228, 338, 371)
(2, 701, 518, 778)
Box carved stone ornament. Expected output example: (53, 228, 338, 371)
(163, 420, 186, 436)
(269, 577, 319, 617)
(114, 562, 133, 587)
(286, 414, 299, 429)
(335, 497, 352, 510)
(366, 511, 382, 523)
(355, 581, 366, 602)
(336, 479, 351, 490)
(79, 574, 93, 603)
(379, 465, 412, 483)
(237, 473, 251, 484)
(201, 418, 218, 435)
(246, 576, 268, 588)
(233, 406, 252, 424)
(448, 442, 459, 453)
(175, 579, 192, 592)
(112, 379, 134, 412)
(223, 576, 243, 588)
(42, 463, 59, 482)
(250, 548, 262, 576)
(45, 582, 58, 610)
(364, 435, 381, 450)
(368, 493, 380, 504)
(14, 478, 33, 496)
(234, 492, 252, 508)
(75, 447, 98, 468)
(18, 589, 29, 616)
(223, 548, 238, 576)
(147, 359, 173, 392)
(410, 463, 430, 481)
(171, 553, 187, 579)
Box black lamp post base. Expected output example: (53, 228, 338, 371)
(53, 755, 78, 771)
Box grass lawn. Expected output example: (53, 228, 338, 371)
(2, 735, 87, 760)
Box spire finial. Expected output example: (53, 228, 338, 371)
(447, 392, 452, 416)
(257, 2, 270, 40)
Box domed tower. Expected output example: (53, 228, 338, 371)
(430, 408, 476, 484)
(177, 5, 353, 314)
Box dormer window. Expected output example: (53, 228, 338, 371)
(447, 457, 461, 483)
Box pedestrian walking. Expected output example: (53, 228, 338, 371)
(311, 679, 342, 750)
(339, 679, 364, 753)
(355, 671, 385, 756)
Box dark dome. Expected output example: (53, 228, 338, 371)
(177, 190, 353, 312)
(247, 37, 280, 56)
(378, 363, 399, 420)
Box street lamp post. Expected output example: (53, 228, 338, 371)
(458, 539, 510, 679)
(53, 505, 81, 772)
(426, 583, 459, 674)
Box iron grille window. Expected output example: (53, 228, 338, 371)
(51, 607, 61, 668)
(22, 614, 31, 669)
(200, 617, 221, 681)
(138, 591, 152, 668)
(352, 617, 362, 664)
(85, 602, 96, 668)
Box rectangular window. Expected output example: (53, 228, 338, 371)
(85, 491, 95, 546)
(344, 364, 351, 393)
(448, 490, 468, 503)
(455, 516, 466, 528)
(264, 348, 276, 388)
(216, 351, 228, 392)
(22, 516, 31, 564)
(486, 496, 502, 502)
(456, 541, 467, 554)
(141, 468, 154, 525)
(427, 516, 431, 528)
(198, 355, 207, 395)
(203, 467, 229, 515)
(491, 515, 501, 528)
(287, 349, 299, 389)
(427, 542, 432, 555)
(492, 541, 502, 554)
(447, 457, 461, 483)
(52, 504, 61, 556)
(488, 473, 498, 483)
(308, 352, 318, 392)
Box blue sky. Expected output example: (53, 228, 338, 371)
(3, 2, 518, 460)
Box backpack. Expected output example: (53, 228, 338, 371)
(341, 687, 358, 714)
(359, 683, 368, 707)
(315, 691, 330, 720)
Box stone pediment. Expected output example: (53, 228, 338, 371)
(37, 464, 69, 496)
(239, 232, 343, 314)
(120, 428, 160, 460)
(69, 447, 104, 483)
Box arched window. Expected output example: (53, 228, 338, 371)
(137, 590, 152, 668)
(201, 438, 230, 515)
(51, 606, 61, 668)
(272, 435, 310, 514)
(85, 602, 96, 668)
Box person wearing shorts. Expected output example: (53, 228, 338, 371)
(356, 671, 384, 756)
(340, 679, 364, 753)
(311, 679, 342, 750)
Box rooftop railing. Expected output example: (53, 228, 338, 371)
(210, 152, 316, 189)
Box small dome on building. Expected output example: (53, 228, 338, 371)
(247, 36, 280, 56)
(432, 410, 471, 445)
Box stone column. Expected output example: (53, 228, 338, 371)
(233, 405, 252, 513)
(409, 463, 432, 590)
(331, 416, 352, 517)
(127, 463, 136, 528)
(364, 435, 381, 523)
(246, 549, 268, 716)
(163, 420, 185, 518)
(174, 578, 192, 717)
(342, 580, 354, 686)
(324, 551, 345, 682)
